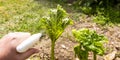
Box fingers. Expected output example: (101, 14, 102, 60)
(20, 48, 39, 59)
(0, 33, 16, 42)
(0, 32, 31, 49)
(14, 32, 31, 44)
(8, 32, 31, 45)
(11, 32, 31, 41)
(1, 32, 31, 41)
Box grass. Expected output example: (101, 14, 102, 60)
(0, 0, 80, 38)
(0, 0, 51, 38)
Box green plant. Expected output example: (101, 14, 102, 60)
(72, 0, 120, 13)
(72, 28, 108, 60)
(93, 8, 120, 25)
(71, 0, 120, 25)
(93, 13, 109, 25)
(40, 5, 72, 60)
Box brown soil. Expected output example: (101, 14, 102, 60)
(34, 15, 120, 60)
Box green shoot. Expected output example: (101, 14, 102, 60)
(72, 28, 108, 60)
(40, 5, 72, 60)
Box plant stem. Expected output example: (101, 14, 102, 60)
(51, 41, 55, 60)
(79, 43, 82, 59)
(93, 52, 97, 60)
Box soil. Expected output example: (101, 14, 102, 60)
(34, 15, 120, 60)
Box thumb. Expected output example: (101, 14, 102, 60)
(20, 48, 39, 59)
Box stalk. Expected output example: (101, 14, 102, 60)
(79, 43, 82, 60)
(82, 51, 88, 60)
(51, 41, 55, 60)
(93, 52, 97, 60)
(86, 51, 89, 60)
(79, 43, 88, 60)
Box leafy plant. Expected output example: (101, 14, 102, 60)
(72, 28, 108, 60)
(93, 8, 120, 25)
(93, 13, 109, 25)
(72, 0, 120, 25)
(40, 5, 72, 60)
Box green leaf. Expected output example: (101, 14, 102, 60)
(73, 28, 108, 56)
(40, 5, 72, 42)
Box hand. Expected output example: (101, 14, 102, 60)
(0, 32, 39, 60)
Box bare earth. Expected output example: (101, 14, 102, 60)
(34, 15, 120, 60)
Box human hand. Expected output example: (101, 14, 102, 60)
(0, 32, 39, 60)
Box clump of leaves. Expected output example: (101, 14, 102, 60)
(72, 28, 108, 60)
(40, 5, 72, 60)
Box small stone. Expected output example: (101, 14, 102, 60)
(61, 44, 66, 48)
(61, 44, 68, 49)
(26, 59, 30, 60)
(104, 51, 117, 60)
(118, 34, 120, 39)
(115, 57, 120, 60)
(75, 58, 79, 60)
